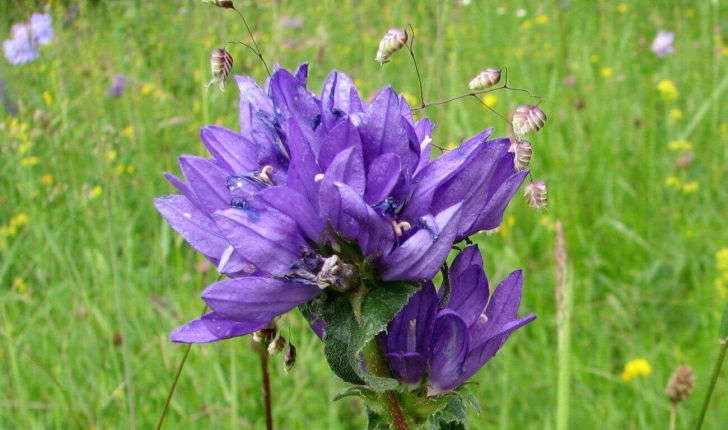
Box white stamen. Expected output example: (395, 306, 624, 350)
(391, 220, 412, 237)
(479, 314, 488, 324)
(258, 165, 274, 185)
(314, 173, 325, 182)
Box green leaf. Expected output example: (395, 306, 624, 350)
(454, 386, 481, 415)
(366, 407, 391, 430)
(720, 301, 728, 340)
(333, 386, 378, 402)
(430, 396, 468, 430)
(350, 281, 419, 391)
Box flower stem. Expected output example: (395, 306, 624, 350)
(694, 339, 727, 430)
(258, 341, 274, 430)
(362, 338, 410, 430)
(669, 401, 677, 430)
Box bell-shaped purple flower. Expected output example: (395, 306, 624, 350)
(381, 245, 536, 395)
(3, 13, 53, 66)
(156, 64, 527, 343)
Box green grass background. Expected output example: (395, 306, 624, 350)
(1, 0, 727, 428)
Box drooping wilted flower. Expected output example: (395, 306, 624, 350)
(375, 28, 408, 65)
(468, 68, 501, 91)
(651, 30, 675, 57)
(512, 104, 547, 139)
(3, 13, 54, 65)
(205, 49, 233, 91)
(157, 64, 528, 343)
(381, 245, 536, 395)
(524, 180, 547, 210)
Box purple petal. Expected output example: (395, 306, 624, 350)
(294, 62, 309, 88)
(318, 119, 363, 172)
(428, 311, 470, 395)
(163, 172, 204, 213)
(360, 87, 418, 171)
(387, 281, 438, 355)
(321, 70, 365, 132)
(330, 183, 395, 256)
(30, 13, 53, 45)
(179, 155, 234, 214)
(201, 277, 321, 323)
(379, 203, 462, 281)
(469, 270, 528, 348)
(270, 68, 322, 153)
(200, 126, 259, 174)
(403, 128, 492, 220)
(154, 195, 228, 262)
(322, 146, 366, 196)
(236, 75, 274, 134)
(446, 265, 489, 327)
(171, 313, 267, 343)
(386, 352, 428, 386)
(364, 153, 402, 205)
(285, 120, 322, 209)
(213, 207, 308, 275)
(449, 245, 484, 278)
(258, 186, 323, 242)
(470, 168, 529, 234)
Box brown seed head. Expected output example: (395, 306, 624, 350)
(665, 365, 696, 404)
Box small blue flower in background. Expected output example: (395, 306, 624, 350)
(156, 64, 527, 343)
(382, 245, 536, 395)
(3, 13, 54, 65)
(107, 75, 126, 97)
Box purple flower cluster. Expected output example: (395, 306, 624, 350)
(156, 64, 529, 352)
(3, 13, 53, 65)
(382, 245, 535, 395)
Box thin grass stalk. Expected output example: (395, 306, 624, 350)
(693, 340, 727, 429)
(555, 221, 571, 430)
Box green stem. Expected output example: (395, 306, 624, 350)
(694, 339, 728, 430)
(362, 338, 410, 430)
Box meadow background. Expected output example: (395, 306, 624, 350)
(2, 0, 727, 428)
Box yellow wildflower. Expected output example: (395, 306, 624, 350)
(521, 20, 532, 30)
(616, 3, 628, 13)
(11, 213, 30, 229)
(535, 15, 549, 25)
(42, 91, 53, 106)
(401, 92, 419, 107)
(669, 108, 683, 121)
(91, 185, 103, 198)
(106, 150, 118, 162)
(665, 176, 681, 189)
(483, 94, 498, 107)
(601, 67, 613, 78)
(716, 248, 728, 274)
(499, 215, 516, 237)
(126, 165, 135, 174)
(590, 54, 599, 63)
(122, 126, 133, 137)
(686, 8, 695, 17)
(657, 79, 678, 102)
(682, 181, 699, 194)
(17, 142, 32, 154)
(621, 358, 652, 382)
(668, 140, 693, 152)
(21, 156, 39, 167)
(41, 174, 53, 185)
(141, 83, 154, 96)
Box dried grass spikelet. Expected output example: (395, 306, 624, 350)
(665, 365, 696, 404)
(513, 140, 532, 172)
(468, 68, 501, 90)
(512, 104, 547, 139)
(206, 49, 233, 91)
(524, 180, 548, 210)
(375, 28, 408, 65)
(203, 0, 234, 9)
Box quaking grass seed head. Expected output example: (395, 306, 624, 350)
(468, 68, 501, 91)
(206, 49, 233, 91)
(512, 104, 547, 138)
(524, 180, 548, 210)
(375, 28, 408, 65)
(513, 140, 532, 172)
(202, 0, 234, 9)
(268, 336, 286, 356)
(283, 343, 297, 374)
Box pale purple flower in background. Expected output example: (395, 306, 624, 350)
(3, 13, 54, 65)
(108, 75, 125, 97)
(281, 17, 304, 29)
(651, 30, 675, 57)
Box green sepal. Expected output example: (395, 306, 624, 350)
(366, 407, 392, 430)
(429, 395, 468, 430)
(454, 386, 481, 415)
(333, 385, 378, 402)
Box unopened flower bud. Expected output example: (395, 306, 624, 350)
(524, 180, 547, 210)
(268, 336, 286, 356)
(468, 68, 501, 90)
(665, 365, 695, 404)
(513, 140, 532, 172)
(253, 323, 277, 344)
(202, 0, 234, 9)
(512, 105, 547, 138)
(283, 343, 297, 374)
(375, 28, 408, 65)
(205, 49, 233, 91)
